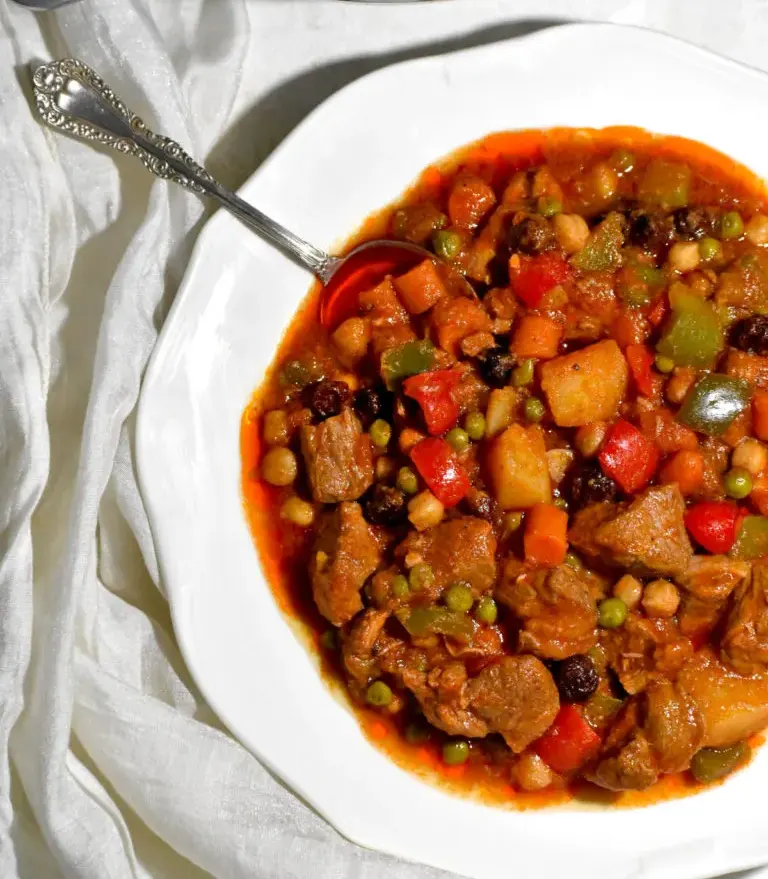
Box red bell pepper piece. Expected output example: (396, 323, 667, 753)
(410, 437, 470, 507)
(626, 344, 655, 397)
(647, 295, 668, 328)
(510, 252, 572, 309)
(403, 368, 462, 436)
(684, 500, 740, 554)
(535, 705, 601, 774)
(598, 419, 659, 493)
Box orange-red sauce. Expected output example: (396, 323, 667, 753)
(241, 127, 767, 809)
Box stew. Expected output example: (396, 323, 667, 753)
(242, 128, 768, 807)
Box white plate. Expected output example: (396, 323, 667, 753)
(137, 22, 768, 879)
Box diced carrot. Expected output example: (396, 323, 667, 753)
(638, 408, 698, 453)
(660, 449, 704, 495)
(523, 503, 568, 567)
(753, 391, 768, 442)
(442, 764, 468, 780)
(647, 295, 668, 327)
(510, 314, 563, 360)
(393, 260, 448, 315)
(368, 720, 389, 740)
(612, 310, 650, 348)
(751, 474, 768, 516)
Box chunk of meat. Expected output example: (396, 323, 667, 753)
(715, 253, 768, 313)
(722, 560, 768, 674)
(301, 408, 374, 503)
(569, 485, 692, 578)
(603, 615, 694, 695)
(311, 503, 382, 626)
(342, 608, 389, 683)
(395, 517, 497, 601)
(430, 295, 493, 357)
(589, 679, 704, 791)
(644, 679, 704, 773)
(676, 555, 750, 603)
(465, 656, 560, 752)
(496, 563, 597, 659)
(402, 661, 490, 738)
(679, 651, 768, 747)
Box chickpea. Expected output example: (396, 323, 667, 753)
(263, 409, 289, 446)
(280, 496, 315, 527)
(331, 317, 371, 367)
(407, 490, 444, 531)
(666, 368, 696, 405)
(613, 574, 643, 611)
(746, 214, 768, 246)
(261, 446, 298, 486)
(668, 242, 701, 273)
(553, 213, 590, 254)
(574, 421, 607, 458)
(731, 438, 768, 476)
(375, 456, 396, 480)
(514, 752, 554, 792)
(642, 579, 680, 618)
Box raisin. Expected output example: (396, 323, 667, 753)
(567, 460, 618, 509)
(363, 484, 407, 526)
(730, 315, 768, 356)
(480, 347, 514, 388)
(506, 214, 555, 255)
(555, 654, 599, 703)
(302, 380, 351, 420)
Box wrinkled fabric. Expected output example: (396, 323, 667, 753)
(1, 0, 767, 877)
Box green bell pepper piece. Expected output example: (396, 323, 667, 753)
(380, 339, 435, 385)
(731, 515, 768, 560)
(571, 212, 625, 271)
(678, 374, 751, 436)
(404, 607, 474, 642)
(656, 290, 724, 368)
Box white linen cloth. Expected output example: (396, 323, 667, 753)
(2, 1, 768, 877)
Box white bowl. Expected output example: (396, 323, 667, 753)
(137, 22, 768, 879)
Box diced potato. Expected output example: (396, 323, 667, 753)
(487, 424, 551, 510)
(485, 387, 519, 438)
(679, 656, 768, 748)
(393, 260, 448, 315)
(540, 339, 628, 427)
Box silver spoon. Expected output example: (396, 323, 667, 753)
(31, 58, 434, 325)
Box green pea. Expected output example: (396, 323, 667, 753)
(432, 229, 463, 260)
(691, 743, 749, 783)
(392, 574, 411, 600)
(279, 359, 311, 388)
(504, 511, 524, 534)
(553, 497, 568, 511)
(446, 427, 470, 453)
(524, 397, 546, 423)
(654, 353, 675, 374)
(320, 630, 337, 650)
(405, 722, 431, 745)
(598, 597, 628, 629)
(564, 551, 582, 570)
(699, 236, 722, 261)
(538, 196, 562, 217)
(611, 148, 635, 173)
(370, 419, 392, 448)
(464, 411, 486, 441)
(719, 211, 744, 240)
(396, 466, 419, 495)
(512, 358, 536, 387)
(442, 739, 470, 765)
(725, 466, 753, 499)
(444, 582, 473, 613)
(409, 563, 435, 592)
(366, 680, 393, 707)
(475, 596, 498, 624)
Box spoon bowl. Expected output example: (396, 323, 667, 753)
(31, 58, 436, 326)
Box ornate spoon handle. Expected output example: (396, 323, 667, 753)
(32, 59, 336, 280)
